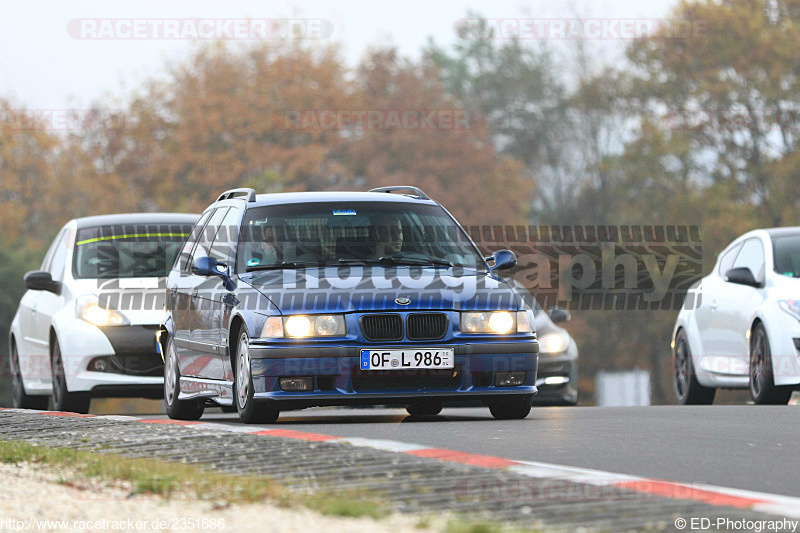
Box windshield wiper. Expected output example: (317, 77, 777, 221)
(245, 261, 319, 272)
(338, 257, 455, 267)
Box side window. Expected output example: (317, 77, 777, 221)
(41, 227, 66, 271)
(177, 209, 214, 272)
(187, 207, 229, 271)
(717, 242, 743, 277)
(48, 228, 72, 283)
(209, 207, 242, 267)
(732, 238, 765, 281)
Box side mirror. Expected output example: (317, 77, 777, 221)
(548, 307, 571, 323)
(487, 250, 517, 271)
(192, 257, 236, 291)
(23, 271, 61, 295)
(192, 256, 224, 277)
(724, 267, 762, 288)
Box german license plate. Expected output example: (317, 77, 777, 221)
(360, 349, 454, 370)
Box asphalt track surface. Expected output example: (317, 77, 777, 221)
(3, 407, 799, 531)
(186, 405, 800, 498)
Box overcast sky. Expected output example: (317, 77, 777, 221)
(2, 0, 678, 110)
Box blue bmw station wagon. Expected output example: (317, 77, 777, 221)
(160, 186, 539, 423)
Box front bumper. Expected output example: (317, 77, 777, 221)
(69, 360, 165, 396)
(533, 357, 578, 405)
(767, 315, 800, 387)
(61, 323, 164, 395)
(247, 341, 538, 407)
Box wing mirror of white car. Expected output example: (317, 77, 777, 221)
(724, 267, 763, 288)
(23, 270, 61, 295)
(548, 307, 572, 323)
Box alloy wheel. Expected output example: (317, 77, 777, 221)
(10, 345, 24, 406)
(237, 332, 251, 409)
(750, 330, 766, 399)
(674, 338, 690, 399)
(164, 339, 177, 406)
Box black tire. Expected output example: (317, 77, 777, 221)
(673, 330, 715, 405)
(749, 324, 793, 405)
(405, 401, 443, 416)
(489, 395, 532, 420)
(164, 336, 205, 420)
(10, 341, 48, 410)
(51, 341, 91, 414)
(233, 326, 279, 424)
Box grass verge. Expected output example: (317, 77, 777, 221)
(0, 439, 388, 519)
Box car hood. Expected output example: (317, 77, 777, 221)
(69, 277, 167, 325)
(765, 272, 800, 300)
(239, 266, 523, 314)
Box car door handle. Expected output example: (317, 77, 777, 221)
(167, 286, 178, 307)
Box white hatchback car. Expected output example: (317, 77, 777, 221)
(9, 213, 198, 413)
(672, 227, 800, 404)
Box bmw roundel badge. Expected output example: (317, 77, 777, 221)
(395, 297, 411, 305)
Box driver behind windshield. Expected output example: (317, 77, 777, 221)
(238, 202, 484, 271)
(373, 214, 404, 258)
(242, 220, 281, 267)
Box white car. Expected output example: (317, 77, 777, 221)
(9, 213, 198, 413)
(672, 227, 800, 405)
(532, 306, 579, 405)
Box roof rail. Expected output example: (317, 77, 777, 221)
(368, 186, 431, 200)
(216, 188, 257, 203)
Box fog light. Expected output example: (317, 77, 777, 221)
(89, 358, 108, 372)
(495, 371, 526, 386)
(279, 377, 313, 392)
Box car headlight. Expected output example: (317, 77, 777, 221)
(76, 294, 129, 327)
(779, 300, 800, 321)
(260, 314, 346, 338)
(539, 331, 570, 354)
(461, 311, 531, 334)
(517, 310, 534, 333)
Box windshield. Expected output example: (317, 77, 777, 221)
(772, 233, 800, 278)
(73, 224, 194, 279)
(236, 201, 484, 272)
